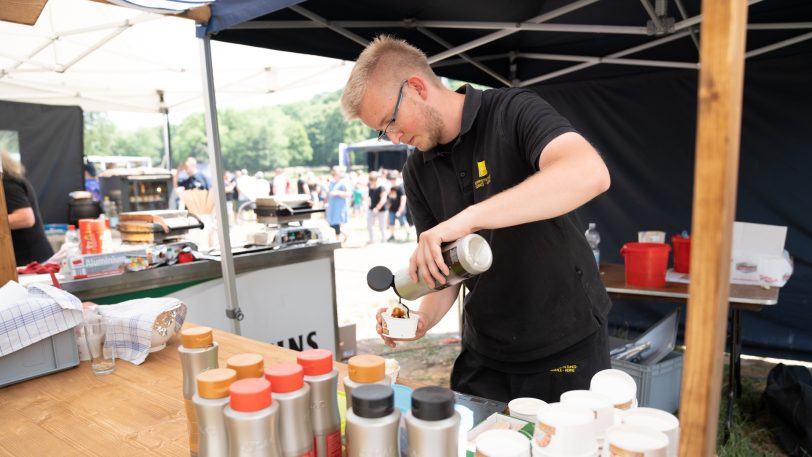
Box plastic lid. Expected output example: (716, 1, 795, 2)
(297, 349, 333, 376)
(348, 354, 385, 383)
(180, 327, 213, 348)
(226, 353, 265, 380)
(264, 363, 304, 393)
(68, 224, 76, 230)
(229, 378, 272, 412)
(458, 234, 493, 274)
(197, 368, 237, 399)
(352, 384, 394, 419)
(411, 386, 455, 421)
(366, 266, 395, 292)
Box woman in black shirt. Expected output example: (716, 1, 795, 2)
(2, 150, 53, 265)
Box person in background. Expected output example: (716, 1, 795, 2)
(341, 36, 612, 403)
(385, 170, 408, 242)
(254, 171, 271, 197)
(83, 158, 102, 201)
(1, 150, 54, 265)
(174, 157, 211, 191)
(272, 167, 290, 196)
(366, 171, 387, 244)
(297, 172, 310, 196)
(326, 166, 352, 245)
(223, 171, 237, 221)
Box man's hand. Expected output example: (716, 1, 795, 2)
(375, 307, 427, 348)
(409, 215, 473, 286)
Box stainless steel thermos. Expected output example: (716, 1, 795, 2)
(193, 368, 238, 457)
(367, 233, 493, 301)
(179, 326, 220, 457)
(345, 384, 401, 457)
(264, 363, 315, 457)
(405, 386, 460, 457)
(223, 377, 283, 457)
(297, 349, 341, 457)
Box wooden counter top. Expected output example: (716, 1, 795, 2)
(0, 325, 362, 457)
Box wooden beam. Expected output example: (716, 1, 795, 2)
(0, 0, 47, 26)
(89, 0, 211, 23)
(679, 1, 748, 456)
(0, 171, 19, 286)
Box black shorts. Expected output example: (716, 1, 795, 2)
(330, 224, 341, 235)
(450, 318, 611, 403)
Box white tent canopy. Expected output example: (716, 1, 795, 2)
(0, 0, 353, 114)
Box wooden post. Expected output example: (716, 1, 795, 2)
(678, 1, 748, 456)
(0, 170, 18, 286)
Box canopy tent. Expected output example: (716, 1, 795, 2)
(345, 137, 414, 171)
(0, 0, 353, 114)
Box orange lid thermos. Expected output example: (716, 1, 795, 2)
(193, 368, 237, 457)
(265, 363, 315, 457)
(298, 349, 341, 457)
(179, 327, 219, 456)
(223, 378, 283, 457)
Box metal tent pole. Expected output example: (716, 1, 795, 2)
(198, 33, 242, 335)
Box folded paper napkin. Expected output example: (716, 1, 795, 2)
(0, 281, 83, 357)
(97, 298, 187, 365)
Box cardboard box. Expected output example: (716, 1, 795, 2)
(465, 413, 534, 456)
(338, 323, 356, 360)
(731, 222, 793, 287)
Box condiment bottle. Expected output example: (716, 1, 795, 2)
(345, 384, 400, 457)
(227, 353, 265, 379)
(297, 349, 341, 457)
(367, 233, 493, 301)
(179, 326, 219, 457)
(265, 363, 315, 457)
(193, 368, 238, 457)
(223, 377, 283, 457)
(405, 386, 460, 457)
(343, 354, 388, 407)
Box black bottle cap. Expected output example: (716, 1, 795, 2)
(352, 384, 394, 418)
(367, 266, 395, 292)
(411, 386, 455, 421)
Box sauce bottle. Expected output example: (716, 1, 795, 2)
(227, 353, 265, 379)
(367, 233, 493, 301)
(223, 377, 283, 457)
(297, 349, 341, 457)
(345, 384, 400, 457)
(405, 386, 460, 457)
(343, 354, 389, 407)
(193, 368, 238, 457)
(265, 363, 315, 457)
(179, 326, 219, 457)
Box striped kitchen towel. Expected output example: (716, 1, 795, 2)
(97, 298, 187, 365)
(0, 281, 83, 357)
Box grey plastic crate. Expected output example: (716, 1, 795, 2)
(611, 350, 684, 413)
(0, 327, 80, 387)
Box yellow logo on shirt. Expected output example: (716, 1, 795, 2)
(477, 160, 488, 177)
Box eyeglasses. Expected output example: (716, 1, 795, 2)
(377, 80, 407, 142)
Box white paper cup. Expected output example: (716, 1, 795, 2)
(475, 429, 531, 457)
(603, 424, 668, 457)
(508, 397, 547, 423)
(621, 408, 679, 457)
(534, 402, 597, 457)
(559, 390, 614, 443)
(381, 315, 419, 339)
(590, 369, 637, 411)
(531, 441, 598, 457)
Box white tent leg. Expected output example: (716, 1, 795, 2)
(198, 34, 242, 335)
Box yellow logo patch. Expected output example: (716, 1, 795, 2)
(477, 160, 488, 177)
(549, 364, 578, 373)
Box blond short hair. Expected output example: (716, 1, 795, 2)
(341, 35, 440, 120)
(1, 149, 24, 181)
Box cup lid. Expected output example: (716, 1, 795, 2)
(180, 327, 213, 348)
(348, 354, 385, 383)
(297, 349, 333, 376)
(229, 378, 272, 412)
(475, 429, 529, 456)
(226, 353, 265, 380)
(352, 384, 394, 419)
(264, 363, 304, 393)
(197, 368, 237, 399)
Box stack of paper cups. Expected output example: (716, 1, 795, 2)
(559, 390, 614, 448)
(590, 369, 638, 411)
(476, 429, 531, 457)
(602, 424, 669, 456)
(620, 408, 680, 457)
(533, 402, 598, 457)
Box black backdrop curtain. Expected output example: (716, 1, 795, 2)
(531, 52, 812, 361)
(0, 101, 84, 225)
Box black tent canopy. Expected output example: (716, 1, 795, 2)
(209, 0, 812, 361)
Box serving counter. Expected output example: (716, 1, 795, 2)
(0, 325, 357, 457)
(61, 242, 341, 355)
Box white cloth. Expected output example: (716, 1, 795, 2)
(97, 297, 187, 365)
(0, 282, 83, 357)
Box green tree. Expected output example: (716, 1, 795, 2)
(84, 112, 118, 156)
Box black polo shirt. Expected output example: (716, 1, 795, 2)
(3, 175, 54, 265)
(402, 85, 611, 372)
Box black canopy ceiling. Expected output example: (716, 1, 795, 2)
(211, 0, 812, 88)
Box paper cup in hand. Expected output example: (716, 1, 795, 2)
(381, 314, 419, 339)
